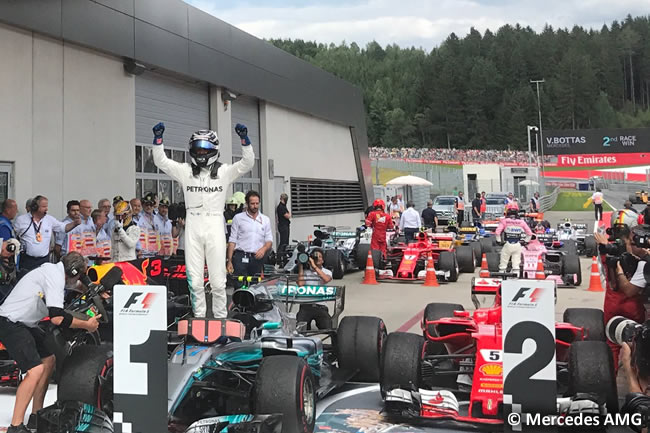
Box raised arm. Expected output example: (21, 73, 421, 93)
(151, 122, 187, 182)
(222, 124, 255, 183)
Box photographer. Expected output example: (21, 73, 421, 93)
(616, 320, 650, 433)
(297, 248, 332, 330)
(0, 239, 20, 303)
(595, 212, 648, 367)
(0, 252, 101, 433)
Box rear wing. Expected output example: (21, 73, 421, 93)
(273, 283, 346, 327)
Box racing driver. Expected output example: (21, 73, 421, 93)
(152, 122, 254, 318)
(495, 208, 532, 274)
(365, 199, 393, 256)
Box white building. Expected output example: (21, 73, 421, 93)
(0, 0, 372, 242)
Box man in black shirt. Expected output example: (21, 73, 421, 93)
(276, 193, 291, 250)
(472, 193, 482, 227)
(421, 200, 438, 231)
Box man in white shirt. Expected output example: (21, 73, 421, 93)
(399, 201, 422, 241)
(14, 196, 80, 274)
(227, 191, 273, 286)
(592, 188, 604, 221)
(54, 200, 82, 260)
(137, 193, 158, 258)
(0, 252, 100, 433)
(78, 199, 93, 227)
(154, 198, 180, 256)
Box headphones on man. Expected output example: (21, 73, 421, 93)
(30, 195, 43, 213)
(62, 253, 85, 278)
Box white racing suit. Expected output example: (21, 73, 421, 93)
(495, 217, 532, 273)
(153, 145, 254, 317)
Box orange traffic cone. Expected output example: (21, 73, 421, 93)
(479, 253, 490, 278)
(423, 254, 440, 287)
(535, 257, 545, 280)
(362, 250, 378, 285)
(588, 256, 604, 292)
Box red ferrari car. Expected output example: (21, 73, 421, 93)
(380, 276, 618, 427)
(373, 232, 475, 283)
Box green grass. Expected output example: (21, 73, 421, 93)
(550, 191, 614, 212)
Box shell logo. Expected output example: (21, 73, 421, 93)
(479, 363, 503, 376)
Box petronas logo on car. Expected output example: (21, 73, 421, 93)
(278, 285, 336, 296)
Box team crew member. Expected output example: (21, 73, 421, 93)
(421, 200, 438, 231)
(495, 208, 532, 273)
(455, 191, 465, 223)
(152, 122, 255, 318)
(592, 188, 604, 221)
(155, 198, 180, 251)
(276, 193, 291, 250)
(399, 201, 421, 241)
(365, 199, 393, 255)
(0, 252, 101, 433)
(480, 192, 487, 216)
(227, 191, 273, 283)
(472, 193, 482, 227)
(0, 199, 17, 241)
(111, 201, 140, 262)
(14, 196, 80, 273)
(54, 200, 81, 260)
(530, 192, 540, 212)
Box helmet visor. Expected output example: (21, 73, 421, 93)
(191, 139, 217, 150)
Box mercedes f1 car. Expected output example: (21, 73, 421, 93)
(49, 276, 386, 433)
(380, 275, 617, 428)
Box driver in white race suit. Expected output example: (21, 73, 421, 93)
(152, 122, 254, 318)
(495, 208, 533, 273)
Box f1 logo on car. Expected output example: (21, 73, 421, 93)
(508, 287, 544, 308)
(122, 292, 158, 314)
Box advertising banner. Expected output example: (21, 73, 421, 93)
(555, 152, 650, 167)
(543, 128, 650, 155)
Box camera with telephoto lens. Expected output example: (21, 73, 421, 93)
(632, 224, 650, 249)
(296, 243, 312, 270)
(168, 202, 186, 226)
(606, 316, 644, 345)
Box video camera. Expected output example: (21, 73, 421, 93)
(168, 202, 186, 226)
(295, 244, 322, 271)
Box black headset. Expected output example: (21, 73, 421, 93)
(63, 254, 83, 278)
(30, 195, 43, 213)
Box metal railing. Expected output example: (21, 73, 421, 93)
(539, 187, 560, 212)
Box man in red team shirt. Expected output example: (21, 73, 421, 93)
(365, 199, 393, 256)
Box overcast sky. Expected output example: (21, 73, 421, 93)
(184, 0, 649, 49)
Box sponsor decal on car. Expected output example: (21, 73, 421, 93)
(277, 285, 336, 297)
(479, 363, 503, 377)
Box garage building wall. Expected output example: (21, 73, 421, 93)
(262, 102, 363, 241)
(0, 23, 135, 219)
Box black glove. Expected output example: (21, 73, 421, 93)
(152, 122, 165, 145)
(235, 123, 251, 146)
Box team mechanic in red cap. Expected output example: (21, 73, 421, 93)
(365, 199, 393, 256)
(594, 209, 648, 368)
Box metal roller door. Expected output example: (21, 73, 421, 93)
(134, 72, 209, 202)
(231, 96, 261, 196)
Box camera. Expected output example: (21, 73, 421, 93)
(632, 224, 650, 249)
(296, 244, 311, 269)
(168, 202, 186, 226)
(606, 316, 643, 345)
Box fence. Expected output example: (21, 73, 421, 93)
(539, 187, 560, 212)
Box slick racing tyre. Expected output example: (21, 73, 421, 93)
(423, 303, 465, 338)
(337, 316, 387, 382)
(380, 332, 423, 397)
(562, 254, 582, 286)
(486, 252, 500, 273)
(563, 308, 605, 341)
(255, 355, 316, 433)
(568, 341, 618, 413)
(438, 251, 458, 282)
(58, 344, 113, 416)
(561, 239, 578, 254)
(355, 243, 371, 270)
(479, 237, 495, 255)
(584, 235, 597, 257)
(324, 249, 345, 279)
(471, 241, 482, 267)
(456, 245, 475, 273)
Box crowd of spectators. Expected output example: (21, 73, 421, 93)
(369, 147, 553, 164)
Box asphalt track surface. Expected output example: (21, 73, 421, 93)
(0, 199, 631, 431)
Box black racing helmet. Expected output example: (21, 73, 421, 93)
(189, 129, 219, 168)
